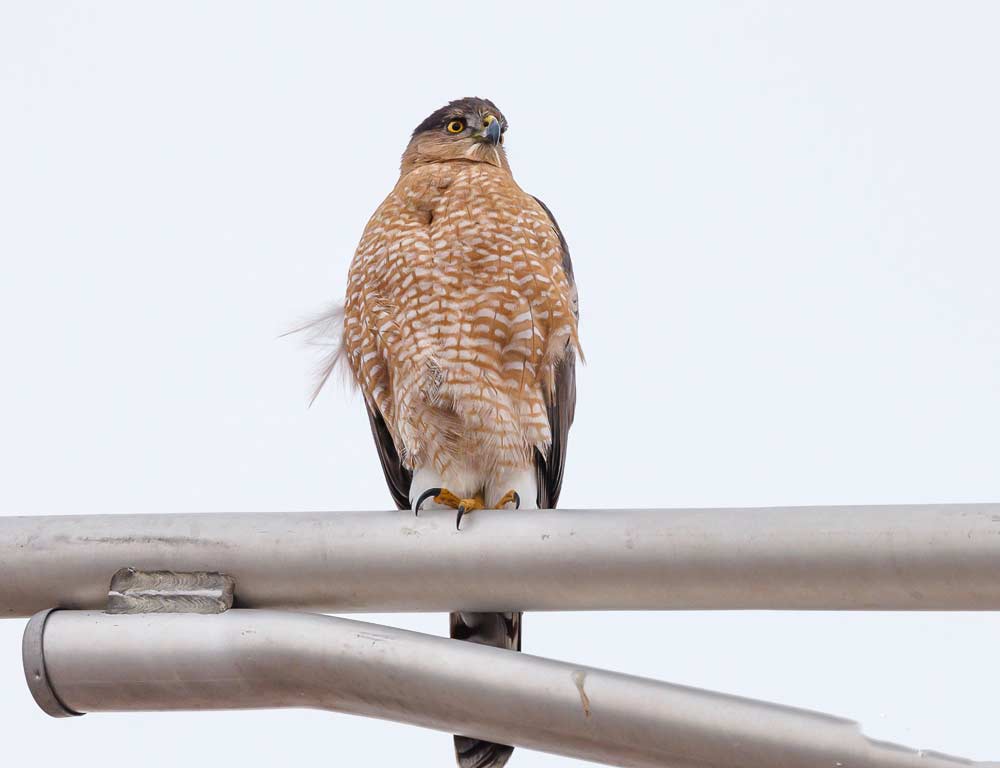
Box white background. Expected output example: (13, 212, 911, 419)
(2, 2, 999, 765)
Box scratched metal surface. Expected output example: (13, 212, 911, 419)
(23, 609, 999, 768)
(3, 505, 1000, 616)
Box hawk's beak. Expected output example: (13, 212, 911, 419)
(481, 117, 502, 147)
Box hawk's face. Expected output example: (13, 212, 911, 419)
(401, 97, 509, 174)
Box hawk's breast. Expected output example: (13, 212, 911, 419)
(344, 162, 577, 473)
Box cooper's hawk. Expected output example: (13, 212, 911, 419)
(332, 97, 580, 767)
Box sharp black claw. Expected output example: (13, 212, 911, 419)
(456, 505, 466, 531)
(513, 491, 521, 510)
(414, 487, 442, 517)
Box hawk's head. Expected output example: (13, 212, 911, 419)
(401, 97, 509, 174)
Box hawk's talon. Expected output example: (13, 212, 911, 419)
(455, 496, 485, 530)
(413, 487, 443, 516)
(496, 490, 521, 510)
(413, 487, 485, 529)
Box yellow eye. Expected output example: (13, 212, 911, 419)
(446, 120, 465, 134)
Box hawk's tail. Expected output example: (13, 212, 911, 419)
(449, 611, 521, 768)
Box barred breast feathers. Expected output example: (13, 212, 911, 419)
(308, 161, 581, 472)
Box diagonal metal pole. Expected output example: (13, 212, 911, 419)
(22, 609, 998, 768)
(3, 504, 1000, 616)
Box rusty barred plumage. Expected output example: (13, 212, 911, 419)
(344, 161, 577, 480)
(335, 97, 580, 768)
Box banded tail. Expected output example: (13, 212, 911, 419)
(450, 611, 522, 768)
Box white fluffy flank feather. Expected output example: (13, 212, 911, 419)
(283, 303, 351, 405)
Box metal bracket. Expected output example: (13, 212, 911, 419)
(106, 568, 235, 614)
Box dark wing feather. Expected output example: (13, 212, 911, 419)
(531, 196, 578, 510)
(365, 403, 412, 511)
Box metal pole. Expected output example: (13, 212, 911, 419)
(3, 504, 1000, 616)
(22, 609, 997, 768)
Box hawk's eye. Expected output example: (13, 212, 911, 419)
(446, 120, 465, 134)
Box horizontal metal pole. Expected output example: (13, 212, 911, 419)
(22, 609, 997, 768)
(3, 504, 1000, 616)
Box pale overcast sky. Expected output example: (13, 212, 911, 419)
(2, 2, 999, 766)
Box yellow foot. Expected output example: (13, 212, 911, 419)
(495, 490, 522, 510)
(413, 487, 485, 530)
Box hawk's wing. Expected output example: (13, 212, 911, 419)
(531, 196, 578, 510)
(365, 403, 412, 511)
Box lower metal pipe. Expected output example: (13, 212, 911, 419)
(22, 609, 997, 768)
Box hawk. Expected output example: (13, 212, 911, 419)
(335, 97, 580, 767)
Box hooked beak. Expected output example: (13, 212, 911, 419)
(480, 117, 502, 147)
